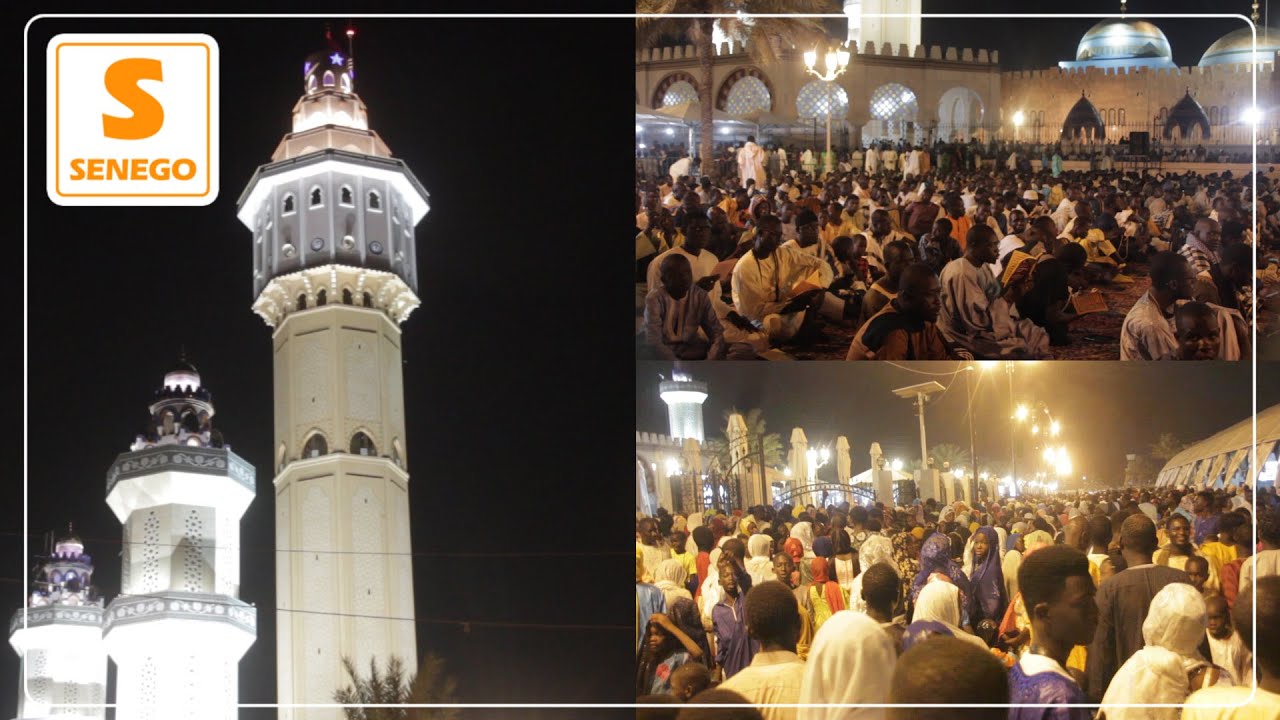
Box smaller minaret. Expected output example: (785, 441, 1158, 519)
(659, 366, 708, 444)
(9, 527, 107, 719)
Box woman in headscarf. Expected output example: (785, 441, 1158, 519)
(635, 609, 705, 696)
(653, 558, 693, 610)
(812, 535, 834, 562)
(892, 532, 921, 619)
(911, 533, 972, 624)
(831, 528, 859, 597)
(798, 610, 897, 720)
(1002, 530, 1026, 605)
(907, 579, 989, 652)
(744, 533, 774, 588)
(849, 535, 897, 615)
(784, 537, 813, 586)
(736, 517, 758, 541)
(667, 596, 711, 666)
(1100, 583, 1223, 720)
(807, 558, 848, 631)
(790, 521, 816, 558)
(965, 527, 1008, 628)
(709, 515, 728, 544)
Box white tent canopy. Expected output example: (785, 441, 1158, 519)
(1156, 404, 1280, 488)
(851, 466, 913, 485)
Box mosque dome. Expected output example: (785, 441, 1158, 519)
(1075, 19, 1173, 63)
(1199, 25, 1280, 66)
(303, 46, 353, 95)
(163, 355, 201, 391)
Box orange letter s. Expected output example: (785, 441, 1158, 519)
(102, 58, 164, 140)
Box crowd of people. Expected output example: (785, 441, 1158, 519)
(635, 138, 1278, 361)
(635, 484, 1280, 719)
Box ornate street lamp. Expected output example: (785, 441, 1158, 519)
(803, 45, 851, 177)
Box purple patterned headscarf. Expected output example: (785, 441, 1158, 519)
(910, 533, 971, 612)
(966, 526, 1007, 625)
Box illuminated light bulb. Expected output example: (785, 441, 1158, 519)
(804, 49, 817, 68)
(1015, 405, 1029, 421)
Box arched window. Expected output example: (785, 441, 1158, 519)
(796, 80, 850, 120)
(323, 70, 335, 87)
(1209, 106, 1220, 126)
(340, 186, 353, 206)
(661, 80, 699, 107)
(297, 294, 308, 311)
(368, 191, 382, 211)
(310, 187, 323, 207)
(283, 194, 295, 214)
(363, 291, 373, 307)
(304, 433, 328, 458)
(316, 289, 327, 306)
(1118, 108, 1125, 126)
(340, 74, 352, 93)
(723, 76, 771, 116)
(307, 75, 317, 93)
(1222, 107, 1231, 125)
(342, 288, 353, 305)
(350, 431, 376, 456)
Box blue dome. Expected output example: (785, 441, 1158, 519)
(1200, 26, 1280, 66)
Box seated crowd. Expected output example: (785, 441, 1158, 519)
(636, 148, 1276, 361)
(636, 485, 1280, 719)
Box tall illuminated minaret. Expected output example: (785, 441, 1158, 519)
(236, 34, 427, 719)
(102, 360, 257, 720)
(660, 368, 708, 444)
(8, 528, 107, 720)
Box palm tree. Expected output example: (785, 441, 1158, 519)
(909, 444, 971, 473)
(334, 654, 459, 720)
(636, 0, 831, 179)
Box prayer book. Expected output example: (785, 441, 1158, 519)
(1070, 289, 1109, 315)
(790, 269, 826, 298)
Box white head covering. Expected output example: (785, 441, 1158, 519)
(994, 526, 1009, 560)
(791, 522, 816, 558)
(1100, 583, 1208, 719)
(653, 559, 692, 610)
(913, 580, 989, 651)
(747, 533, 773, 559)
(859, 535, 897, 575)
(798, 611, 896, 720)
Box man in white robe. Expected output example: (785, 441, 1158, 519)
(737, 135, 767, 187)
(937, 224, 1050, 358)
(731, 215, 835, 341)
(1121, 252, 1246, 361)
(864, 144, 880, 175)
(903, 146, 921, 177)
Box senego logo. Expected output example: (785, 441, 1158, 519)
(47, 34, 219, 206)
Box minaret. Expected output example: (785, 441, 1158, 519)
(845, 0, 921, 49)
(659, 367, 707, 444)
(8, 528, 107, 719)
(102, 360, 257, 720)
(236, 34, 427, 718)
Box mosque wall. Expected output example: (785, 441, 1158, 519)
(1001, 60, 1280, 145)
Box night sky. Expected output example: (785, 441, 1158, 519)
(637, 363, 1280, 487)
(919, 1, 1257, 71)
(8, 5, 1277, 719)
(16, 10, 635, 719)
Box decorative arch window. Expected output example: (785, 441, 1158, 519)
(310, 187, 324, 207)
(307, 75, 317, 93)
(368, 190, 382, 211)
(363, 291, 374, 307)
(277, 443, 287, 471)
(303, 433, 328, 458)
(323, 70, 335, 87)
(1210, 106, 1220, 126)
(297, 294, 308, 311)
(661, 80, 699, 107)
(1118, 108, 1125, 126)
(340, 73, 352, 93)
(797, 80, 850, 120)
(162, 411, 176, 436)
(342, 288, 353, 305)
(1108, 109, 1116, 125)
(316, 289, 327, 306)
(283, 194, 296, 215)
(723, 76, 771, 116)
(350, 431, 376, 456)
(340, 186, 354, 206)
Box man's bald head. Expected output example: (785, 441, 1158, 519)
(1120, 513, 1159, 556)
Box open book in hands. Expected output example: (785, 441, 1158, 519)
(1069, 288, 1109, 315)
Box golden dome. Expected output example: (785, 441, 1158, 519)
(1199, 26, 1280, 66)
(1076, 19, 1172, 62)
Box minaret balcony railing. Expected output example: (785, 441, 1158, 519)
(106, 446, 255, 496)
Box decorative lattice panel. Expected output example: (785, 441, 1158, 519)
(662, 81, 698, 108)
(870, 83, 918, 121)
(724, 76, 771, 116)
(796, 81, 849, 120)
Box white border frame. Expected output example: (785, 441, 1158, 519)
(22, 9, 1260, 712)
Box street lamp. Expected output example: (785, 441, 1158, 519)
(893, 381, 946, 500)
(803, 44, 851, 177)
(1013, 110, 1025, 142)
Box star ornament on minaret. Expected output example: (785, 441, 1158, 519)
(330, 52, 344, 65)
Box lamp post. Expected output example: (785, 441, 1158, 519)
(803, 45, 851, 178)
(892, 381, 946, 500)
(1013, 110, 1024, 143)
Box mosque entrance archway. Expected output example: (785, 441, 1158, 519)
(864, 82, 919, 144)
(937, 86, 984, 142)
(775, 482, 875, 507)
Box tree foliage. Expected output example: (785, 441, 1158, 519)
(1149, 433, 1188, 462)
(334, 654, 459, 720)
